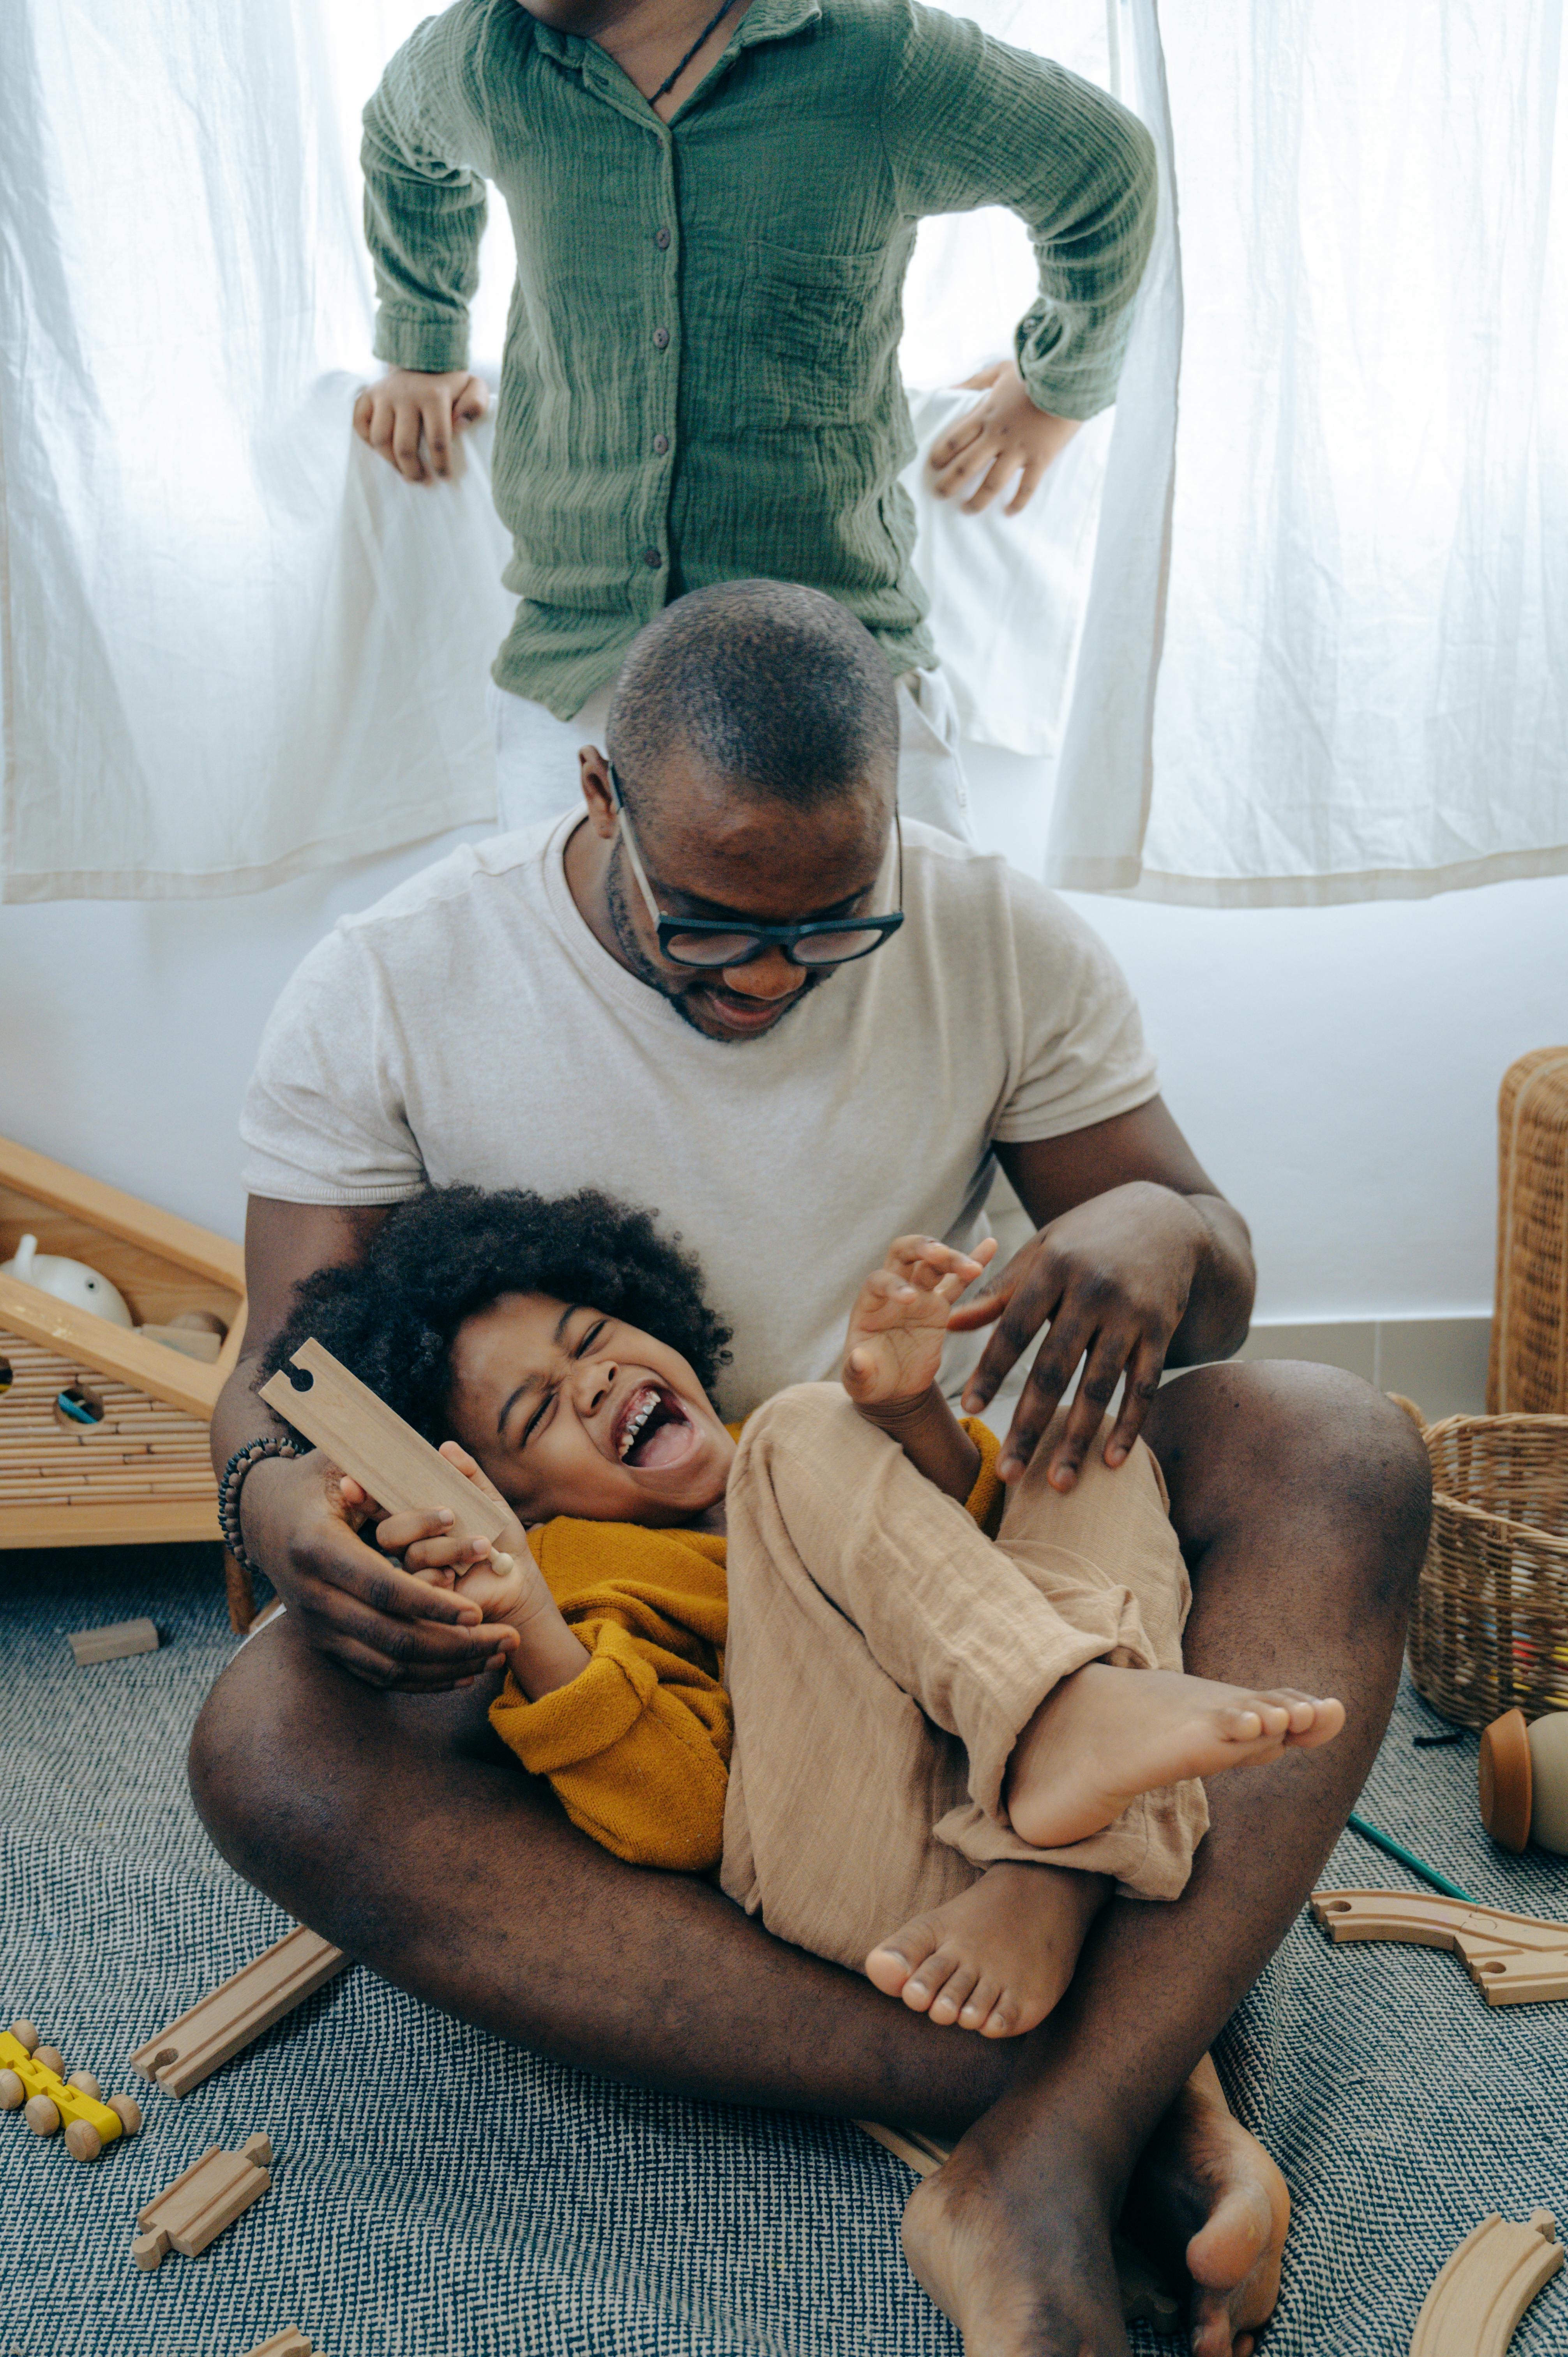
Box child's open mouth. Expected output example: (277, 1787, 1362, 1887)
(613, 1382, 696, 1469)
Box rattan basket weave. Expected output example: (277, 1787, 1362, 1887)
(1489, 1047, 1568, 1412)
(1407, 1410, 1568, 1728)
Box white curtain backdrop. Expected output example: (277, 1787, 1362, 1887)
(2, 1, 1563, 901)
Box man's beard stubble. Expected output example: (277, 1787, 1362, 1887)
(604, 843, 822, 1041)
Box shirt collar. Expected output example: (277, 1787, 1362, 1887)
(530, 0, 822, 81)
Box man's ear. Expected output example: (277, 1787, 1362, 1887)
(578, 745, 618, 839)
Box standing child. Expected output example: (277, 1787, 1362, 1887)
(352, 0, 1156, 836)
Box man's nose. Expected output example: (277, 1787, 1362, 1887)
(721, 948, 804, 1001)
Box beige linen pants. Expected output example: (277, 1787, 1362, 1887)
(719, 1385, 1209, 1974)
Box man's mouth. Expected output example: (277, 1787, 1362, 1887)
(691, 982, 803, 1035)
(613, 1382, 697, 1468)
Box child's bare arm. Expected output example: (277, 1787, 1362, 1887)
(351, 1442, 590, 1700)
(842, 1236, 997, 1502)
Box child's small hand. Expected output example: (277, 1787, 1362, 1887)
(843, 1235, 999, 1411)
(342, 1443, 531, 1620)
(352, 367, 489, 484)
(929, 361, 1082, 516)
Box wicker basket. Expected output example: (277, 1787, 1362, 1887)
(1489, 1048, 1568, 1412)
(1407, 1411, 1568, 1728)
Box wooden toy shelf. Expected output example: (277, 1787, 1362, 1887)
(0, 1138, 245, 1580)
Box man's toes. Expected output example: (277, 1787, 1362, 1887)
(922, 1956, 980, 2025)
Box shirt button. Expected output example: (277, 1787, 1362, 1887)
(655, 228, 671, 249)
(653, 434, 670, 456)
(652, 326, 670, 349)
(643, 548, 663, 568)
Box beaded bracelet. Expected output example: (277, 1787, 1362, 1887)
(217, 1435, 305, 1575)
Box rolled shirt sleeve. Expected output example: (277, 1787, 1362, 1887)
(362, 5, 493, 375)
(882, 0, 1157, 420)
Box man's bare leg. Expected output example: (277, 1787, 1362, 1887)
(190, 1361, 1429, 2352)
(900, 1362, 1430, 2356)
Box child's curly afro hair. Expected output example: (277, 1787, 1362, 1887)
(259, 1185, 732, 1447)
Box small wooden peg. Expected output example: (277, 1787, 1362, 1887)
(65, 2117, 102, 2162)
(25, 2094, 61, 2135)
(107, 2091, 142, 2134)
(9, 2020, 39, 2054)
(0, 2069, 24, 2110)
(33, 2044, 65, 2078)
(66, 2069, 101, 2101)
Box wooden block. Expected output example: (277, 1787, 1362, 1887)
(135, 1322, 224, 1363)
(0, 1499, 220, 1550)
(260, 1339, 512, 1552)
(132, 2132, 272, 2269)
(130, 1924, 348, 2097)
(241, 2333, 316, 2357)
(1409, 2208, 1562, 2355)
(67, 1618, 159, 1665)
(1310, 1889, 1568, 2005)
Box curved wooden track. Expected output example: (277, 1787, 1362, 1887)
(1409, 2210, 1562, 2356)
(1310, 1889, 1568, 2003)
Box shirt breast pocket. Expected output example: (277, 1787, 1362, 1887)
(740, 240, 892, 431)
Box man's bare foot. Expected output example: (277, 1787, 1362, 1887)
(1006, 1663, 1346, 1850)
(1125, 2055, 1290, 2357)
(897, 2059, 1288, 2357)
(865, 1863, 1109, 2037)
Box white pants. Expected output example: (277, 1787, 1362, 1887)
(488, 667, 974, 840)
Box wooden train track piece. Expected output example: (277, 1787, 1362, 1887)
(241, 2333, 317, 2357)
(856, 2121, 1180, 2330)
(132, 2132, 273, 2269)
(67, 1617, 159, 1665)
(260, 1339, 515, 1564)
(1409, 2208, 1562, 2355)
(1310, 1889, 1568, 2004)
(0, 2019, 141, 2161)
(130, 1924, 348, 2097)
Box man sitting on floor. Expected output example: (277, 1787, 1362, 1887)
(191, 580, 1431, 2357)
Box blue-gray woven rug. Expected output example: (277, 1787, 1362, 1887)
(2, 1542, 1565, 2357)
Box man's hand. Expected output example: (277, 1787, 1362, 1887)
(929, 360, 1082, 516)
(239, 1449, 519, 1691)
(950, 1182, 1217, 1490)
(352, 367, 489, 484)
(842, 1235, 997, 1410)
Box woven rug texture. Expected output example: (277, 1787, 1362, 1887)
(2, 1540, 1565, 2357)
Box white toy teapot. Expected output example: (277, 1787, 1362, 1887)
(0, 1233, 134, 1327)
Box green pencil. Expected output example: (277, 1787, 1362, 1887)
(1345, 1811, 1478, 1906)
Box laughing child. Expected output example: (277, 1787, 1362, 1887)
(262, 1185, 1342, 2037)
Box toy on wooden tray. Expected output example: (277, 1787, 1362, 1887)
(0, 1234, 132, 1325)
(0, 1136, 249, 1621)
(1409, 2207, 1562, 2357)
(133, 2132, 273, 2269)
(1309, 1890, 1568, 2005)
(1479, 1708, 1568, 1855)
(130, 1924, 348, 2097)
(259, 1338, 517, 1571)
(0, 2018, 142, 2161)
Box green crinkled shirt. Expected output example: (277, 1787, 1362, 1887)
(362, 0, 1157, 717)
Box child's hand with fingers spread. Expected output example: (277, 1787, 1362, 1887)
(930, 360, 1082, 515)
(843, 1234, 999, 1413)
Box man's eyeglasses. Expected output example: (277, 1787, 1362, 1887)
(606, 764, 904, 971)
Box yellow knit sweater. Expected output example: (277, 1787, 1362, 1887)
(488, 1421, 1005, 1873)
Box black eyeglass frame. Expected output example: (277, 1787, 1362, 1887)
(606, 763, 905, 971)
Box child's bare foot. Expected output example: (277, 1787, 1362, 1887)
(1006, 1663, 1346, 1851)
(864, 1861, 1109, 2038)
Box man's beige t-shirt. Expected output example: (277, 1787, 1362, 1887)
(240, 816, 1158, 1419)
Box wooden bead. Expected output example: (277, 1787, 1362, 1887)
(8, 2019, 39, 2054)
(66, 2069, 101, 2101)
(64, 2118, 102, 2162)
(25, 2094, 61, 2135)
(107, 2091, 142, 2135)
(0, 2068, 24, 2110)
(33, 2044, 65, 2078)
